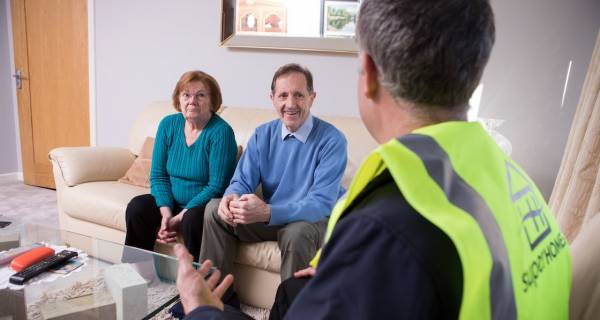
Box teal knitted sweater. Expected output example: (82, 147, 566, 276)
(150, 113, 237, 209)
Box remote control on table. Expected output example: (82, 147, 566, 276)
(9, 250, 78, 285)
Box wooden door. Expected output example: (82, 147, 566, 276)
(11, 0, 90, 189)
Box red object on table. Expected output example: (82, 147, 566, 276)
(10, 246, 55, 271)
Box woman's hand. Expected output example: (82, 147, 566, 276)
(157, 207, 178, 243)
(175, 244, 234, 314)
(168, 209, 185, 230)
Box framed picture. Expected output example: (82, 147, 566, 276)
(263, 10, 286, 33)
(235, 0, 287, 34)
(221, 0, 359, 53)
(239, 12, 259, 32)
(323, 0, 359, 37)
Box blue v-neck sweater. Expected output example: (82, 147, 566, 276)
(151, 113, 237, 209)
(225, 117, 347, 225)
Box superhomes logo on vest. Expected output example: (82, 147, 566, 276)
(505, 161, 567, 293)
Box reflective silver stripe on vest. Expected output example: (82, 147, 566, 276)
(400, 134, 517, 320)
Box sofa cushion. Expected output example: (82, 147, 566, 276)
(118, 158, 152, 188)
(119, 137, 155, 188)
(61, 181, 148, 231)
(50, 147, 136, 187)
(236, 241, 281, 273)
(60, 180, 282, 273)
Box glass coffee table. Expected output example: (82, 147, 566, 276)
(0, 223, 181, 319)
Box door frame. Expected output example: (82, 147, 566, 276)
(6, 0, 97, 180)
(87, 0, 97, 147)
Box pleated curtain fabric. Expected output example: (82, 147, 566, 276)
(550, 31, 600, 243)
(549, 31, 600, 320)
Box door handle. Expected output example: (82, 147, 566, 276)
(12, 70, 26, 89)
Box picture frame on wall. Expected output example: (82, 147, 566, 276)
(221, 0, 359, 53)
(323, 0, 360, 37)
(236, 0, 287, 34)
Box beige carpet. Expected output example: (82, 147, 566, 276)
(0, 180, 59, 230)
(0, 180, 270, 320)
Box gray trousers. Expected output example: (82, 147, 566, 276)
(199, 198, 327, 281)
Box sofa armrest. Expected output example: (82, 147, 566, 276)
(49, 147, 136, 187)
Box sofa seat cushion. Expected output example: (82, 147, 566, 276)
(236, 241, 281, 273)
(61, 181, 148, 231)
(62, 181, 284, 274)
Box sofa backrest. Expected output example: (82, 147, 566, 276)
(129, 101, 177, 156)
(129, 101, 378, 188)
(219, 107, 278, 148)
(318, 115, 377, 187)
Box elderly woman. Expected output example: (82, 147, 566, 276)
(125, 70, 237, 261)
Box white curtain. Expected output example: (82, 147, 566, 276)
(550, 32, 600, 243)
(549, 31, 600, 320)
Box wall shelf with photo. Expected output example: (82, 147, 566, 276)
(323, 1, 359, 38)
(221, 0, 360, 53)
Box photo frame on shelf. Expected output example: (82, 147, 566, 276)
(323, 0, 360, 38)
(221, 0, 359, 53)
(239, 12, 258, 32)
(235, 0, 287, 34)
(263, 10, 286, 33)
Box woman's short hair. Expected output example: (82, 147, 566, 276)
(172, 70, 223, 113)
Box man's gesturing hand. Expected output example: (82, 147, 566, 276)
(218, 194, 239, 226)
(294, 266, 316, 278)
(175, 244, 234, 315)
(229, 194, 271, 224)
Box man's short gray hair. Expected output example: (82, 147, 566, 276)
(271, 63, 314, 94)
(357, 0, 495, 110)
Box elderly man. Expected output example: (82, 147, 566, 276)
(198, 63, 347, 283)
(176, 0, 572, 319)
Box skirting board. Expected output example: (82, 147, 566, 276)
(0, 172, 23, 183)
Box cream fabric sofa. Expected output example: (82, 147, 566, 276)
(48, 101, 377, 309)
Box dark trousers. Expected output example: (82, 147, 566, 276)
(125, 194, 205, 261)
(269, 276, 310, 320)
(200, 198, 327, 281)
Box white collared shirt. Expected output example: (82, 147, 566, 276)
(281, 114, 313, 144)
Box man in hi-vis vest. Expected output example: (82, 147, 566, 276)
(174, 0, 572, 319)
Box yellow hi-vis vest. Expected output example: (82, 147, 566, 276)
(311, 121, 571, 320)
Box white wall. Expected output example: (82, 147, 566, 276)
(0, 0, 19, 175)
(94, 0, 600, 199)
(94, 0, 358, 148)
(482, 0, 599, 198)
(0, 0, 585, 197)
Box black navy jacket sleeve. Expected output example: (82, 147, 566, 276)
(284, 209, 441, 319)
(182, 210, 444, 320)
(184, 306, 223, 320)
